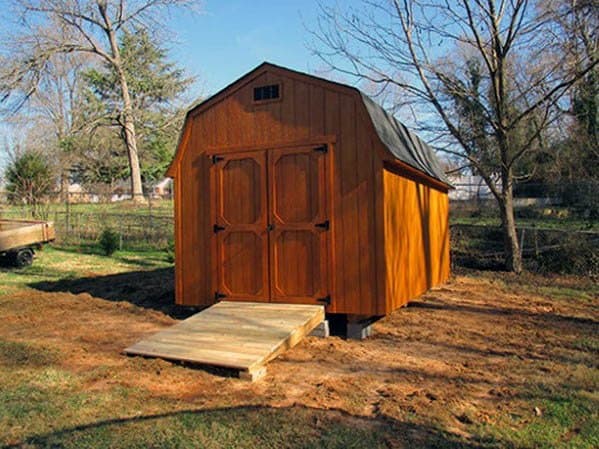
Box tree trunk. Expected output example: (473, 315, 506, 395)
(498, 186, 523, 273)
(60, 170, 69, 203)
(119, 93, 145, 203)
(100, 3, 145, 204)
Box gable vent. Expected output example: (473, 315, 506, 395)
(253, 84, 280, 101)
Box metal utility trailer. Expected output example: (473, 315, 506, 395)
(0, 219, 55, 267)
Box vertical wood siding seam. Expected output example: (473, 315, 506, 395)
(370, 136, 380, 315)
(353, 99, 366, 315)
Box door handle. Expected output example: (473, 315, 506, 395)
(267, 223, 275, 231)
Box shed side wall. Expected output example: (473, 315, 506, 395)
(382, 168, 450, 312)
(175, 68, 379, 314)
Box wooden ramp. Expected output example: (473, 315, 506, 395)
(125, 301, 324, 381)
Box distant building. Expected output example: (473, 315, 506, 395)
(67, 183, 99, 203)
(152, 178, 172, 199)
(447, 175, 496, 201)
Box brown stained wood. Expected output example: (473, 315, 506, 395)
(173, 173, 184, 304)
(168, 63, 450, 315)
(356, 129, 376, 315)
(213, 151, 269, 301)
(294, 77, 310, 140)
(382, 169, 450, 311)
(0, 220, 55, 252)
(280, 78, 295, 141)
(269, 146, 329, 304)
(324, 89, 342, 314)
(339, 93, 360, 313)
(124, 301, 325, 379)
(309, 84, 325, 137)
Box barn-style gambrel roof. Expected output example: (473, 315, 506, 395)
(359, 93, 450, 185)
(167, 62, 450, 187)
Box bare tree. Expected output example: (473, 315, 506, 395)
(0, 0, 196, 203)
(27, 51, 93, 201)
(311, 0, 598, 272)
(555, 0, 598, 177)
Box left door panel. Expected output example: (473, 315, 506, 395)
(212, 151, 269, 301)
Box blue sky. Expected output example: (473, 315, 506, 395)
(167, 0, 332, 99)
(0, 0, 336, 171)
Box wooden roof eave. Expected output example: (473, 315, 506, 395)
(165, 112, 192, 178)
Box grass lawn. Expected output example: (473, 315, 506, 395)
(450, 216, 598, 232)
(0, 199, 174, 219)
(0, 247, 597, 448)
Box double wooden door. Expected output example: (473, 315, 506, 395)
(212, 145, 329, 304)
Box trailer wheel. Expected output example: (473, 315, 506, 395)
(13, 248, 34, 268)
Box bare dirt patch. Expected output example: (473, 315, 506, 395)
(1, 269, 597, 447)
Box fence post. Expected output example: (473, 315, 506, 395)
(119, 219, 123, 251)
(65, 196, 71, 242)
(148, 196, 153, 244)
(76, 213, 80, 244)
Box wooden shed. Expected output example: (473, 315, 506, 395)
(166, 62, 451, 321)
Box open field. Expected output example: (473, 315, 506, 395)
(450, 216, 597, 232)
(0, 199, 174, 219)
(2, 201, 596, 278)
(0, 247, 598, 448)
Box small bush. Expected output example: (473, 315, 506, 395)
(164, 238, 175, 263)
(98, 228, 120, 256)
(535, 235, 599, 279)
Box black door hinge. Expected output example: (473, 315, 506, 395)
(212, 154, 224, 164)
(214, 291, 227, 301)
(316, 295, 331, 306)
(213, 224, 226, 233)
(315, 220, 330, 230)
(313, 144, 328, 153)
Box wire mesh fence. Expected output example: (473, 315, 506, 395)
(1, 189, 597, 276)
(451, 223, 599, 278)
(0, 192, 174, 250)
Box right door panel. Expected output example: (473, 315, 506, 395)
(268, 146, 329, 303)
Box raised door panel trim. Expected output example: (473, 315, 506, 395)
(213, 151, 269, 301)
(268, 146, 330, 304)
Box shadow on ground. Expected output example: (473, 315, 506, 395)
(28, 267, 196, 319)
(2, 404, 489, 449)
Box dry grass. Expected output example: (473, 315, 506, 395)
(0, 248, 597, 448)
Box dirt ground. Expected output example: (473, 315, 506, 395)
(1, 265, 597, 447)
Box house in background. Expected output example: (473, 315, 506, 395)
(152, 178, 172, 199)
(447, 174, 496, 201)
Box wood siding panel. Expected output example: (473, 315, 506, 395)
(177, 121, 211, 306)
(323, 89, 343, 313)
(309, 84, 325, 137)
(356, 124, 377, 315)
(338, 94, 360, 314)
(382, 169, 450, 312)
(292, 78, 310, 141)
(173, 68, 388, 314)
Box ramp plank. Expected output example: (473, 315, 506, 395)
(125, 301, 324, 378)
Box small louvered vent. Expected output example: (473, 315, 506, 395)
(253, 84, 280, 101)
